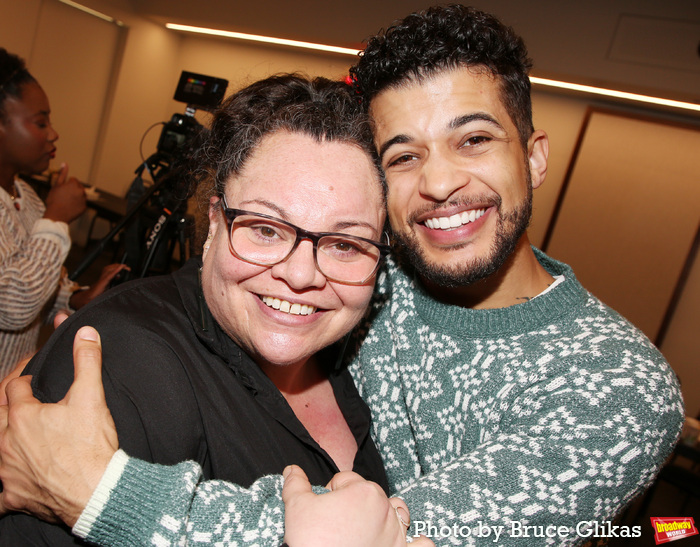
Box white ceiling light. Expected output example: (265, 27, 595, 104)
(57, 0, 123, 25)
(530, 77, 700, 113)
(166, 23, 360, 56)
(165, 23, 700, 113)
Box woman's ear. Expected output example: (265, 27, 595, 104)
(203, 196, 222, 261)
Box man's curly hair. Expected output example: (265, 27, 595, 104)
(349, 5, 534, 147)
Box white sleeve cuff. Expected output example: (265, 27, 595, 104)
(72, 449, 130, 539)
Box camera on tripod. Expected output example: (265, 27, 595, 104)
(157, 71, 228, 158)
(70, 70, 228, 284)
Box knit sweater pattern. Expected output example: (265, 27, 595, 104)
(348, 249, 683, 544)
(78, 250, 683, 546)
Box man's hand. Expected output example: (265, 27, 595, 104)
(282, 465, 434, 546)
(0, 358, 31, 406)
(0, 327, 119, 526)
(0, 312, 71, 406)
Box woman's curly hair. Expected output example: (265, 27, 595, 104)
(194, 73, 382, 198)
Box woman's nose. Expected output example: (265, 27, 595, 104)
(270, 239, 326, 290)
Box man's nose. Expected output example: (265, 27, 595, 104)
(418, 153, 470, 202)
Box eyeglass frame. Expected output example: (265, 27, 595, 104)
(218, 195, 391, 285)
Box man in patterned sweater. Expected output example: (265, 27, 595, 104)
(339, 5, 683, 542)
(0, 5, 683, 546)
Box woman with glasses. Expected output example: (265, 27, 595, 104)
(0, 74, 424, 547)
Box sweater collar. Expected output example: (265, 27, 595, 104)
(388, 248, 588, 337)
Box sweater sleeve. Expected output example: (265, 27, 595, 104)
(74, 451, 288, 546)
(0, 204, 71, 329)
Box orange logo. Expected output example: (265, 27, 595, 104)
(651, 517, 698, 544)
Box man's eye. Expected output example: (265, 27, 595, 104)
(387, 153, 416, 167)
(461, 135, 491, 147)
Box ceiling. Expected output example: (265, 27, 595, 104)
(125, 0, 700, 105)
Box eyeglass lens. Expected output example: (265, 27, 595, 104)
(229, 214, 381, 283)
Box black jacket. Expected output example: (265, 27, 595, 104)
(0, 258, 387, 545)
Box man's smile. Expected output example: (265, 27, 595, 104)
(423, 208, 486, 230)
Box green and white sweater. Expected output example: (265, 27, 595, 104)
(76, 250, 683, 546)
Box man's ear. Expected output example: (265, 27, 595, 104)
(528, 129, 549, 190)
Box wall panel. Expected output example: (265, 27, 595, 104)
(544, 109, 700, 344)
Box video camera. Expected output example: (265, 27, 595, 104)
(157, 71, 229, 157)
(70, 70, 228, 283)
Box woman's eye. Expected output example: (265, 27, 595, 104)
(322, 238, 364, 258)
(256, 225, 279, 238)
(34, 116, 50, 129)
(333, 241, 358, 253)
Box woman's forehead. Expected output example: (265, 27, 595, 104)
(224, 132, 384, 218)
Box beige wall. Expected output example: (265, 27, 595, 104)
(3, 0, 699, 415)
(529, 91, 589, 247)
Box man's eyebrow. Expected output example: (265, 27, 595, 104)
(450, 112, 503, 131)
(377, 134, 412, 162)
(378, 112, 505, 161)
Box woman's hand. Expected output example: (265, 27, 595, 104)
(43, 163, 86, 224)
(282, 465, 434, 547)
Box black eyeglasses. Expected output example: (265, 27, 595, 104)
(219, 196, 390, 285)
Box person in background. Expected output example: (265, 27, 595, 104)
(0, 48, 127, 377)
(0, 5, 684, 546)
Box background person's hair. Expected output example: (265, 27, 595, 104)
(349, 4, 534, 147)
(0, 48, 37, 120)
(194, 73, 383, 199)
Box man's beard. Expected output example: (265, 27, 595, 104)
(392, 184, 533, 288)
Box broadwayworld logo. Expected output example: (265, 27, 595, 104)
(651, 517, 698, 544)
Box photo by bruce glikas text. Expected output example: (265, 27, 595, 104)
(412, 520, 642, 543)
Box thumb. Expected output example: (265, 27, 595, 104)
(67, 326, 105, 406)
(55, 163, 68, 185)
(281, 465, 312, 505)
(0, 357, 31, 405)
